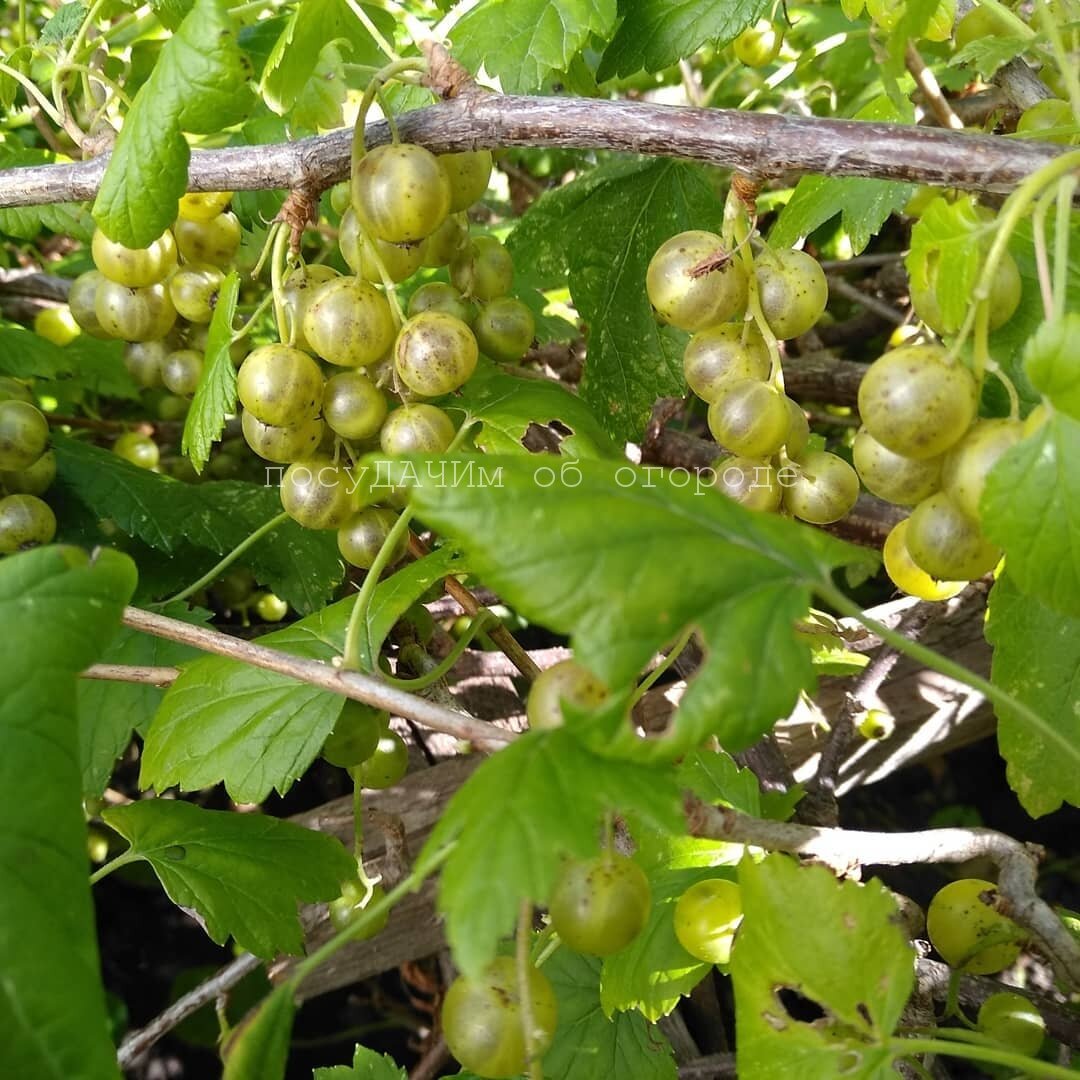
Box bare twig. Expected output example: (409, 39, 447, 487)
(120, 606, 516, 746)
(686, 801, 1080, 989)
(117, 951, 263, 1069)
(409, 1035, 451, 1080)
(819, 253, 905, 271)
(0, 95, 1072, 209)
(827, 274, 906, 326)
(907, 43, 964, 131)
(678, 1054, 738, 1079)
(81, 663, 179, 686)
(0, 268, 71, 301)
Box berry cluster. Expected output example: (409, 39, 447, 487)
(0, 378, 56, 554)
(647, 231, 859, 524)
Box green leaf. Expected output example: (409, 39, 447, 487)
(985, 573, 1080, 817)
(77, 601, 210, 797)
(543, 948, 677, 1079)
(141, 548, 460, 802)
(149, 0, 196, 30)
(982, 412, 1080, 616)
(770, 98, 914, 254)
(950, 34, 1033, 79)
(597, 0, 769, 80)
(1023, 315, 1080, 419)
(290, 40, 350, 132)
(53, 434, 342, 613)
(0, 545, 136, 1080)
(183, 271, 240, 472)
(506, 157, 721, 441)
(93, 0, 253, 247)
(223, 987, 295, 1080)
(260, 0, 394, 115)
(0, 324, 77, 378)
(422, 727, 682, 977)
(677, 749, 762, 815)
(40, 3, 88, 44)
(102, 799, 354, 957)
(732, 854, 914, 1079)
(313, 1045, 407, 1079)
(400, 455, 874, 760)
(447, 362, 619, 458)
(452, 0, 617, 94)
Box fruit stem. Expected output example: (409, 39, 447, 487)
(270, 222, 292, 343)
(162, 511, 290, 605)
(817, 584, 1080, 774)
(376, 87, 401, 144)
(357, 221, 406, 327)
(516, 899, 544, 1080)
(971, 300, 990, 382)
(380, 613, 495, 691)
(232, 290, 275, 341)
(629, 625, 693, 707)
(886, 1036, 1077, 1079)
(350, 58, 427, 168)
(1037, 0, 1080, 127)
(946, 150, 1080, 366)
(348, 770, 378, 893)
(1053, 175, 1076, 323)
(1032, 189, 1057, 321)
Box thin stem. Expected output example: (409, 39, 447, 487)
(376, 87, 401, 143)
(727, 199, 783, 385)
(1038, 0, 1080, 127)
(986, 359, 1021, 420)
(164, 512, 289, 605)
(343, 0, 400, 63)
(971, 300, 990, 383)
(0, 62, 68, 127)
(1033, 190, 1056, 321)
(350, 58, 427, 168)
(517, 900, 543, 1080)
(356, 220, 405, 326)
(232, 291, 275, 340)
(886, 1036, 1077, 1079)
(630, 627, 693, 707)
(352, 769, 365, 865)
(270, 223, 291, 343)
(89, 851, 138, 885)
(18, 0, 27, 47)
(1053, 175, 1076, 322)
(380, 613, 495, 691)
(900, 1058, 936, 1080)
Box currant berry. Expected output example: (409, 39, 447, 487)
(253, 592, 289, 622)
(442, 956, 558, 1080)
(647, 232, 748, 332)
(328, 880, 390, 938)
(0, 378, 34, 404)
(784, 398, 810, 458)
(407, 282, 476, 325)
(526, 659, 608, 731)
(755, 248, 828, 339)
(339, 208, 424, 283)
(352, 143, 452, 243)
(241, 411, 324, 463)
(394, 312, 478, 396)
(337, 507, 408, 569)
(237, 344, 325, 426)
(161, 349, 203, 397)
(34, 306, 80, 346)
(282, 264, 339, 353)
(549, 852, 651, 956)
(302, 277, 396, 368)
(473, 298, 536, 363)
(168, 264, 224, 324)
(440, 150, 493, 212)
(707, 378, 790, 457)
(883, 519, 965, 602)
(322, 700, 388, 768)
(977, 992, 1046, 1055)
(420, 212, 469, 268)
(683, 323, 770, 403)
(67, 271, 112, 339)
(911, 252, 1022, 334)
(1, 449, 56, 496)
(856, 709, 895, 740)
(95, 281, 177, 342)
(173, 211, 242, 268)
(940, 418, 1023, 524)
(113, 432, 159, 470)
(92, 228, 177, 288)
(954, 5, 1010, 48)
(0, 493, 56, 553)
(123, 340, 170, 389)
(280, 457, 356, 530)
(450, 236, 515, 301)
(1016, 99, 1074, 144)
(733, 20, 783, 66)
(177, 191, 233, 221)
(0, 400, 48, 471)
(782, 450, 859, 524)
(926, 878, 1024, 974)
(673, 878, 743, 964)
(853, 429, 942, 506)
(713, 455, 782, 512)
(906, 493, 1001, 581)
(380, 403, 456, 455)
(323, 371, 388, 441)
(857, 345, 978, 459)
(356, 730, 409, 788)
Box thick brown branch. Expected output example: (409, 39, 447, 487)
(687, 801, 1080, 989)
(120, 606, 515, 746)
(0, 95, 1071, 209)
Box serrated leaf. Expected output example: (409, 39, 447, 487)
(53, 434, 342, 613)
(0, 198, 95, 243)
(0, 325, 77, 378)
(0, 546, 135, 1080)
(905, 195, 988, 333)
(260, 0, 393, 115)
(597, 0, 769, 80)
(398, 455, 875, 761)
(40, 3, 88, 44)
(223, 987, 295, 1080)
(422, 727, 682, 977)
(770, 98, 914, 254)
(447, 362, 619, 458)
(1023, 315, 1080, 419)
(985, 573, 1080, 817)
(313, 1045, 407, 1079)
(452, 0, 616, 94)
(732, 854, 913, 1079)
(77, 601, 210, 797)
(183, 271, 239, 472)
(950, 34, 1033, 79)
(506, 157, 721, 441)
(543, 949, 677, 1079)
(291, 40, 350, 132)
(982, 412, 1080, 616)
(141, 548, 461, 803)
(93, 0, 253, 247)
(102, 799, 354, 957)
(677, 749, 762, 815)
